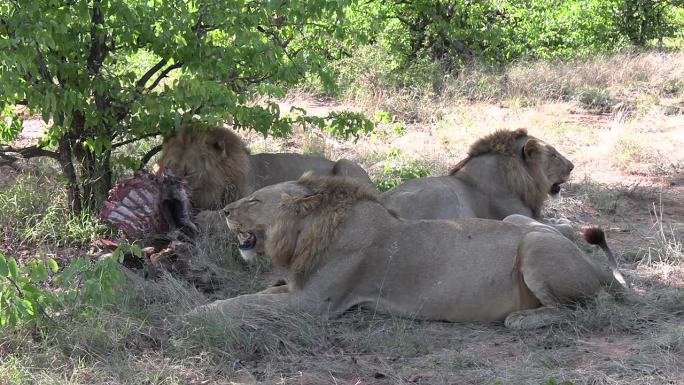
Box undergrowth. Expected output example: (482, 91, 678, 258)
(0, 173, 106, 247)
(327, 51, 684, 120)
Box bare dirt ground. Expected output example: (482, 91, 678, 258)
(1, 94, 683, 384)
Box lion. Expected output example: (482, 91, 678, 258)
(154, 125, 374, 210)
(194, 173, 627, 329)
(381, 128, 574, 221)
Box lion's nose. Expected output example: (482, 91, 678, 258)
(223, 207, 231, 217)
(568, 162, 575, 171)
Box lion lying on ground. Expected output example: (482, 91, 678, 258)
(154, 125, 373, 210)
(381, 128, 574, 221)
(195, 173, 627, 329)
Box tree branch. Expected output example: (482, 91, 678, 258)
(0, 144, 58, 159)
(138, 144, 163, 170)
(147, 62, 183, 91)
(135, 58, 169, 89)
(0, 144, 58, 166)
(111, 131, 162, 149)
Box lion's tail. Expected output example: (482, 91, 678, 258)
(583, 228, 630, 288)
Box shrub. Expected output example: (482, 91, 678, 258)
(578, 87, 615, 113)
(376, 161, 432, 192)
(0, 248, 129, 329)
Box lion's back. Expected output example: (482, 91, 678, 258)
(381, 176, 479, 220)
(250, 153, 372, 190)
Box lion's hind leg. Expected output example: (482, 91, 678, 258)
(519, 232, 605, 303)
(507, 232, 605, 329)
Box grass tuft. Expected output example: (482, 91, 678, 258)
(578, 87, 615, 113)
(0, 173, 106, 248)
(638, 201, 683, 266)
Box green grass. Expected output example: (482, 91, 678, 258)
(578, 87, 615, 113)
(0, 173, 106, 247)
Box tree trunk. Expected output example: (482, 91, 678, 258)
(57, 135, 83, 214)
(79, 147, 113, 213)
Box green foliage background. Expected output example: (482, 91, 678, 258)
(0, 0, 371, 212)
(344, 0, 684, 66)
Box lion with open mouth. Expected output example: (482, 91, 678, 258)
(382, 128, 574, 221)
(198, 173, 628, 329)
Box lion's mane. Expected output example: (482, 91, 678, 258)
(450, 128, 551, 218)
(156, 125, 251, 210)
(265, 173, 379, 287)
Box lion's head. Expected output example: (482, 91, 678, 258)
(223, 180, 308, 262)
(451, 128, 574, 217)
(154, 125, 251, 210)
(224, 172, 379, 285)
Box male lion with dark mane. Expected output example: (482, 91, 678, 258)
(196, 173, 628, 329)
(382, 128, 574, 221)
(154, 125, 373, 210)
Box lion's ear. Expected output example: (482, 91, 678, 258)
(288, 193, 323, 216)
(522, 138, 541, 161)
(209, 137, 225, 154)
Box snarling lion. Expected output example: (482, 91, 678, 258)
(154, 125, 373, 210)
(196, 173, 627, 329)
(381, 128, 574, 221)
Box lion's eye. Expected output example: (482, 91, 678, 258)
(248, 198, 260, 204)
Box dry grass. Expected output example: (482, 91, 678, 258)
(333, 51, 684, 126)
(447, 51, 684, 103)
(262, 54, 684, 185)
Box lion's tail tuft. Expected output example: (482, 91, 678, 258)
(583, 227, 629, 288)
(583, 227, 606, 246)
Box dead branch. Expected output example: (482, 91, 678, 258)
(0, 144, 58, 166)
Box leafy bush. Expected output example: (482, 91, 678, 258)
(0, 248, 130, 329)
(0, 253, 56, 328)
(376, 161, 432, 192)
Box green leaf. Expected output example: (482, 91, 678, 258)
(49, 259, 59, 273)
(8, 258, 19, 279)
(30, 263, 49, 282)
(0, 254, 8, 277)
(15, 298, 35, 316)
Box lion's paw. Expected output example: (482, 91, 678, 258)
(504, 307, 567, 330)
